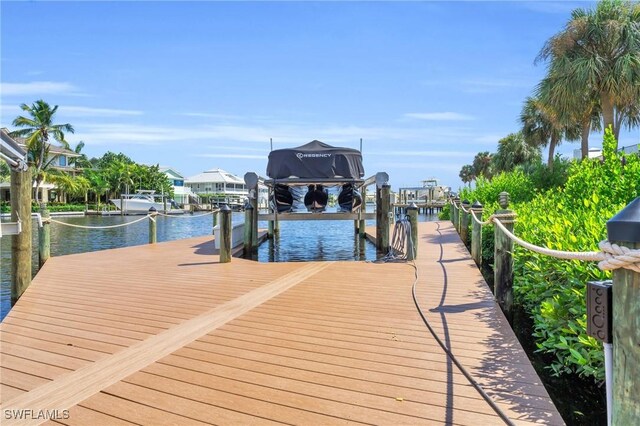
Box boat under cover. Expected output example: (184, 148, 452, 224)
(304, 184, 329, 212)
(337, 183, 363, 213)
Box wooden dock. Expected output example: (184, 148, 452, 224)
(0, 221, 563, 425)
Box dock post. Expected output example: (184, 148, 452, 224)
(494, 192, 515, 319)
(607, 197, 640, 425)
(212, 200, 217, 234)
(219, 204, 232, 263)
(377, 183, 391, 253)
(407, 202, 418, 260)
(452, 196, 460, 233)
(244, 202, 254, 253)
(148, 207, 157, 244)
(11, 167, 32, 304)
(460, 199, 470, 245)
(244, 172, 259, 249)
(358, 187, 367, 239)
(471, 201, 483, 266)
(38, 206, 51, 268)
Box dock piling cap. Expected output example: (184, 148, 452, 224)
(407, 202, 418, 210)
(220, 204, 232, 212)
(607, 197, 640, 243)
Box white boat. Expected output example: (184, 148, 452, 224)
(110, 190, 183, 215)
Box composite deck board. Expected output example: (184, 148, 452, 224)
(0, 223, 563, 425)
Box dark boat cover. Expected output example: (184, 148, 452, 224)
(267, 140, 364, 179)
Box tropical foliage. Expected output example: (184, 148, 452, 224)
(461, 129, 640, 381)
(10, 100, 74, 203)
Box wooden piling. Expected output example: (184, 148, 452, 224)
(607, 197, 640, 424)
(219, 204, 232, 263)
(460, 199, 470, 246)
(244, 203, 254, 253)
(11, 168, 32, 304)
(376, 183, 390, 253)
(38, 207, 50, 268)
(471, 201, 483, 267)
(244, 172, 259, 249)
(407, 202, 418, 261)
(148, 208, 157, 244)
(358, 187, 367, 239)
(494, 192, 515, 318)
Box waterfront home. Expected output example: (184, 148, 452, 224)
(159, 166, 198, 206)
(0, 131, 81, 203)
(185, 168, 248, 207)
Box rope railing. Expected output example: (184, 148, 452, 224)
(155, 210, 217, 219)
(458, 201, 640, 273)
(48, 214, 152, 229)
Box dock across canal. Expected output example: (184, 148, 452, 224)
(0, 221, 563, 425)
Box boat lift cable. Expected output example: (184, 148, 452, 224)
(379, 218, 514, 425)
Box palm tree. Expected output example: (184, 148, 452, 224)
(520, 96, 580, 167)
(69, 141, 92, 169)
(459, 165, 475, 187)
(492, 132, 541, 173)
(10, 100, 74, 203)
(537, 76, 602, 160)
(472, 152, 493, 179)
(537, 0, 640, 147)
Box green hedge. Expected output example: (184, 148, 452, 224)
(458, 129, 640, 381)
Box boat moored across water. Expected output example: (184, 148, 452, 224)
(110, 190, 183, 215)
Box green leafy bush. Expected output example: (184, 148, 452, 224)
(457, 129, 640, 381)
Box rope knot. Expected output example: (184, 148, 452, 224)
(598, 241, 640, 273)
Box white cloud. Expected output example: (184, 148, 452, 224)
(0, 81, 82, 96)
(62, 106, 143, 117)
(404, 112, 475, 121)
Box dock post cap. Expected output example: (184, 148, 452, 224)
(498, 192, 510, 209)
(607, 196, 640, 243)
(244, 172, 259, 188)
(375, 172, 389, 188)
(407, 202, 418, 210)
(148, 206, 157, 213)
(462, 199, 471, 206)
(244, 200, 254, 210)
(472, 200, 483, 209)
(219, 204, 232, 212)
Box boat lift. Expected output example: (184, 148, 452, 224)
(0, 128, 28, 238)
(243, 171, 392, 254)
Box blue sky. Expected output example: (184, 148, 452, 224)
(1, 1, 637, 191)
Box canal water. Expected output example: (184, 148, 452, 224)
(0, 210, 439, 319)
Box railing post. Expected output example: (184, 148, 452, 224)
(452, 196, 460, 233)
(219, 204, 232, 263)
(460, 199, 470, 245)
(244, 202, 254, 254)
(358, 187, 367, 239)
(494, 191, 515, 319)
(11, 167, 32, 304)
(38, 206, 50, 267)
(244, 172, 259, 248)
(376, 183, 391, 253)
(148, 207, 157, 244)
(607, 197, 640, 425)
(212, 201, 217, 234)
(407, 202, 418, 260)
(471, 201, 483, 267)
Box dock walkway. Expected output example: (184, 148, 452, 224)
(0, 221, 563, 425)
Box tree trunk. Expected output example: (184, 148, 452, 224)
(547, 136, 558, 169)
(601, 92, 617, 148)
(581, 120, 590, 160)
